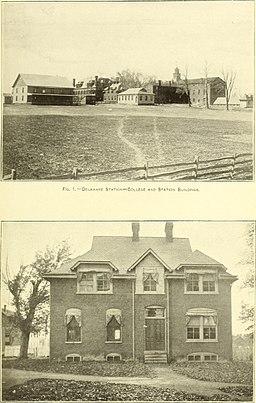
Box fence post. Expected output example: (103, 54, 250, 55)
(193, 156, 199, 179)
(143, 162, 149, 180)
(11, 169, 17, 180)
(230, 154, 236, 180)
(72, 167, 79, 180)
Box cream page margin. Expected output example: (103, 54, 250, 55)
(0, 0, 255, 222)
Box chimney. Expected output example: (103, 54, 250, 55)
(95, 75, 98, 83)
(3, 304, 6, 312)
(158, 80, 162, 87)
(73, 78, 76, 87)
(132, 222, 140, 241)
(165, 222, 174, 242)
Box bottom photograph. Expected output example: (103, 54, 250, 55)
(1, 221, 254, 402)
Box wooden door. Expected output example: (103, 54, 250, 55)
(145, 319, 165, 351)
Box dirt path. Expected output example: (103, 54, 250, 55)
(117, 117, 145, 166)
(2, 367, 250, 398)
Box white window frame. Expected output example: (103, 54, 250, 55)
(184, 270, 218, 294)
(66, 353, 82, 362)
(186, 311, 218, 343)
(187, 352, 218, 362)
(65, 308, 82, 344)
(143, 269, 159, 294)
(77, 270, 113, 294)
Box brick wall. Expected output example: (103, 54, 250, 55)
(50, 278, 134, 361)
(169, 278, 233, 361)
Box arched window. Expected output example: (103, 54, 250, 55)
(66, 308, 81, 342)
(106, 309, 121, 342)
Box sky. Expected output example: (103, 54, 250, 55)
(2, 1, 254, 94)
(1, 221, 254, 335)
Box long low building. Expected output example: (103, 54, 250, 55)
(12, 73, 76, 105)
(117, 88, 154, 105)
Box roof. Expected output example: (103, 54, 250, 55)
(12, 73, 74, 88)
(213, 96, 240, 105)
(44, 235, 228, 279)
(118, 88, 153, 96)
(188, 77, 224, 85)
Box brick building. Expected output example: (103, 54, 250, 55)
(74, 76, 111, 104)
(103, 79, 123, 103)
(12, 74, 76, 105)
(45, 223, 236, 363)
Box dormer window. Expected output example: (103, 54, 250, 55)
(77, 271, 112, 293)
(185, 271, 218, 294)
(144, 273, 157, 291)
(143, 271, 158, 292)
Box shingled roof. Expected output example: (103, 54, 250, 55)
(45, 235, 227, 278)
(12, 73, 74, 88)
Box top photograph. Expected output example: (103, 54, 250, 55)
(2, 1, 254, 182)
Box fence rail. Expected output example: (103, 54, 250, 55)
(3, 153, 253, 181)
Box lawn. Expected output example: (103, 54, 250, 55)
(172, 361, 253, 385)
(3, 104, 253, 180)
(2, 358, 155, 378)
(3, 378, 249, 401)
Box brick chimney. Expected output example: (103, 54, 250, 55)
(132, 222, 140, 241)
(73, 78, 76, 87)
(165, 222, 174, 242)
(158, 80, 162, 87)
(3, 304, 7, 312)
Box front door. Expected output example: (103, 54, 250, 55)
(145, 306, 165, 351)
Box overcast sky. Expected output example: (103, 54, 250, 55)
(2, 1, 254, 94)
(1, 221, 254, 335)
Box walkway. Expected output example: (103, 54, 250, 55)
(2, 366, 250, 397)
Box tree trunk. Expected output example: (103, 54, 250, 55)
(19, 331, 30, 358)
(226, 96, 229, 111)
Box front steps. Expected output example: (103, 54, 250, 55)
(144, 351, 168, 364)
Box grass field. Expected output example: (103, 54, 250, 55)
(3, 104, 253, 180)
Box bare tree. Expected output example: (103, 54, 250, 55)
(204, 61, 210, 109)
(183, 67, 192, 107)
(222, 69, 236, 111)
(116, 69, 157, 90)
(239, 223, 255, 337)
(4, 241, 72, 358)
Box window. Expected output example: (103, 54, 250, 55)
(66, 308, 81, 342)
(185, 272, 217, 293)
(78, 271, 111, 293)
(22, 96, 24, 101)
(187, 353, 218, 362)
(16, 96, 18, 101)
(186, 309, 217, 342)
(66, 354, 81, 362)
(22, 87, 24, 93)
(145, 307, 165, 318)
(140, 95, 142, 101)
(97, 273, 110, 291)
(186, 274, 199, 292)
(16, 88, 18, 93)
(198, 99, 200, 103)
(106, 353, 122, 362)
(106, 309, 121, 342)
(145, 95, 148, 101)
(143, 272, 157, 291)
(198, 89, 200, 94)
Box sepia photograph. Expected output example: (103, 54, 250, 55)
(2, 1, 254, 181)
(1, 220, 254, 401)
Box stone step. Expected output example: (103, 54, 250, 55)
(144, 353, 167, 363)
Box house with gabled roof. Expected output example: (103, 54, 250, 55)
(12, 73, 76, 105)
(117, 88, 154, 105)
(44, 222, 237, 363)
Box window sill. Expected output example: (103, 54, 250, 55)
(65, 341, 82, 344)
(105, 340, 122, 344)
(76, 291, 113, 295)
(186, 340, 218, 343)
(184, 291, 218, 295)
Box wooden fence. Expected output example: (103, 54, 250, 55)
(3, 152, 253, 181)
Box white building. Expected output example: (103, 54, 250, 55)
(117, 88, 154, 105)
